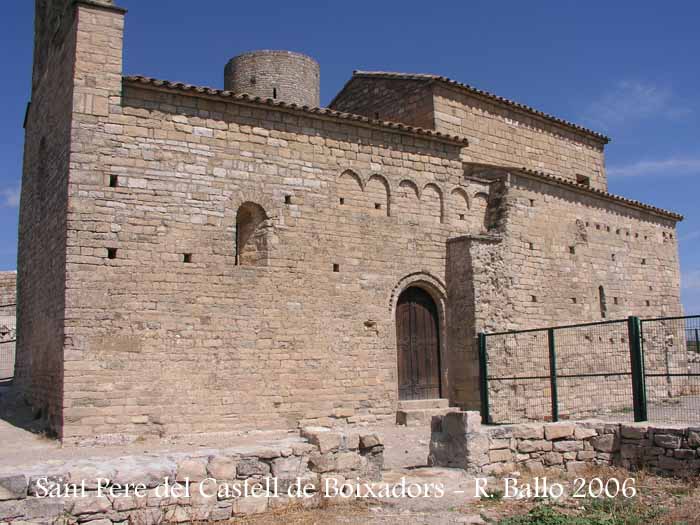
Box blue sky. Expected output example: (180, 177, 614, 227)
(0, 1, 698, 311)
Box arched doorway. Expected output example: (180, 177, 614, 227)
(396, 287, 442, 400)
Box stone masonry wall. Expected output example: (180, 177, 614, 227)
(0, 427, 384, 524)
(224, 50, 320, 108)
(429, 411, 700, 478)
(0, 272, 16, 307)
(61, 75, 496, 441)
(18, 1, 684, 443)
(330, 77, 608, 190)
(330, 77, 436, 131)
(52, 1, 502, 442)
(432, 85, 608, 190)
(15, 0, 86, 430)
(0, 272, 17, 379)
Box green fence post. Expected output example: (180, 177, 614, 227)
(627, 316, 648, 422)
(548, 328, 559, 422)
(478, 333, 490, 424)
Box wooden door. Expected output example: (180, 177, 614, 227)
(396, 287, 441, 400)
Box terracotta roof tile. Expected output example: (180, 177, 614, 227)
(513, 166, 682, 221)
(122, 76, 469, 146)
(342, 71, 610, 143)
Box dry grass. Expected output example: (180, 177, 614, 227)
(182, 465, 700, 524)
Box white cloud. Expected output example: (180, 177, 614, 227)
(680, 230, 700, 242)
(581, 81, 691, 131)
(682, 271, 700, 291)
(682, 288, 700, 314)
(607, 157, 700, 178)
(0, 187, 20, 208)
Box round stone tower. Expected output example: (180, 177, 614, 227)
(224, 50, 320, 107)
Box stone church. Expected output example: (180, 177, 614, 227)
(16, 0, 683, 442)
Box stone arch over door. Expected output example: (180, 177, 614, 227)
(396, 287, 442, 400)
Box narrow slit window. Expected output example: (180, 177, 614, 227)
(109, 175, 118, 188)
(569, 246, 576, 254)
(273, 88, 278, 99)
(339, 197, 345, 205)
(598, 285, 607, 318)
(183, 253, 192, 263)
(284, 195, 292, 205)
(333, 264, 340, 273)
(107, 248, 117, 260)
(374, 203, 382, 210)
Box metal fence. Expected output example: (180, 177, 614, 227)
(479, 315, 699, 425)
(687, 326, 700, 353)
(642, 315, 700, 423)
(0, 304, 16, 380)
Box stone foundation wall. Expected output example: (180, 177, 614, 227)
(0, 272, 16, 378)
(429, 412, 700, 478)
(0, 272, 16, 308)
(0, 428, 383, 524)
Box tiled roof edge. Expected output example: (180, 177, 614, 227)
(74, 0, 128, 14)
(513, 167, 683, 221)
(122, 76, 469, 146)
(346, 71, 611, 144)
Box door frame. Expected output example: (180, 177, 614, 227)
(390, 273, 448, 401)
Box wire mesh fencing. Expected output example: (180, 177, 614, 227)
(0, 304, 16, 380)
(642, 315, 700, 424)
(480, 315, 699, 425)
(553, 321, 635, 421)
(480, 320, 634, 424)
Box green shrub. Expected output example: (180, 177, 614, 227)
(497, 498, 665, 525)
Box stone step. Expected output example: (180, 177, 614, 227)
(396, 407, 460, 427)
(397, 399, 450, 411)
